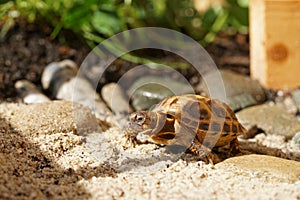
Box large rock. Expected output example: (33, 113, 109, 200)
(217, 154, 300, 183)
(1, 100, 101, 135)
(197, 70, 266, 111)
(128, 76, 194, 110)
(237, 104, 300, 139)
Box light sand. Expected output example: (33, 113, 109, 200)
(0, 101, 299, 199)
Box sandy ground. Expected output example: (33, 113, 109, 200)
(0, 101, 300, 199)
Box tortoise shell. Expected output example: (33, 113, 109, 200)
(126, 94, 247, 163)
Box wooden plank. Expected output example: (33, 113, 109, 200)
(250, 0, 300, 89)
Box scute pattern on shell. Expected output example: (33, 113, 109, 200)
(151, 94, 246, 147)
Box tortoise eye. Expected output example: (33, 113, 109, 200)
(136, 116, 144, 122)
(130, 112, 145, 123)
(166, 114, 173, 119)
(134, 113, 146, 123)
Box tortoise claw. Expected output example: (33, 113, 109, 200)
(189, 141, 217, 165)
(123, 128, 138, 147)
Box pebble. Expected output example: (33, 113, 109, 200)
(41, 59, 78, 94)
(101, 83, 133, 128)
(291, 89, 300, 110)
(128, 76, 194, 110)
(292, 89, 300, 104)
(275, 91, 298, 115)
(216, 154, 300, 183)
(197, 69, 266, 111)
(282, 96, 298, 115)
(101, 83, 132, 115)
(236, 104, 300, 139)
(41, 60, 112, 122)
(292, 132, 300, 148)
(15, 80, 50, 103)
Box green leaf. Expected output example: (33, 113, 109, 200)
(91, 10, 122, 36)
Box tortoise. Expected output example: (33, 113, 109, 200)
(125, 94, 247, 164)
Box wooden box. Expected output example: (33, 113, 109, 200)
(250, 0, 300, 89)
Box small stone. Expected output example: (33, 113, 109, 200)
(128, 76, 194, 110)
(237, 104, 300, 139)
(292, 132, 300, 147)
(275, 96, 298, 115)
(41, 59, 78, 94)
(197, 69, 266, 111)
(101, 83, 133, 128)
(291, 89, 300, 107)
(216, 154, 300, 183)
(41, 59, 112, 122)
(101, 83, 132, 115)
(15, 80, 50, 103)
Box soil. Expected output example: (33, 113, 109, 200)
(0, 20, 90, 102)
(0, 20, 249, 102)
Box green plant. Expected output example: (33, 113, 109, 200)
(0, 0, 249, 67)
(1, 0, 248, 42)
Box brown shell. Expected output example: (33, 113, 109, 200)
(150, 94, 246, 148)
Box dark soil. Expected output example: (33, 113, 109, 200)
(0, 21, 90, 102)
(0, 21, 249, 102)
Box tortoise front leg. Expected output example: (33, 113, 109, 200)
(228, 137, 241, 155)
(189, 140, 216, 165)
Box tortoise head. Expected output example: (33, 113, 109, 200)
(127, 111, 176, 145)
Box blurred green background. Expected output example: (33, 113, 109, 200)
(0, 0, 248, 47)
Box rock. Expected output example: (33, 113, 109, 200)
(2, 100, 101, 135)
(292, 132, 300, 148)
(197, 70, 266, 111)
(101, 83, 133, 128)
(101, 83, 132, 115)
(15, 80, 50, 103)
(236, 104, 300, 139)
(291, 89, 300, 109)
(217, 154, 300, 183)
(128, 76, 194, 110)
(292, 89, 300, 104)
(41, 60, 112, 122)
(130, 84, 174, 110)
(226, 93, 257, 111)
(41, 59, 78, 95)
(275, 91, 298, 115)
(281, 96, 298, 115)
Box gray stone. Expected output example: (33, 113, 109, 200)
(130, 84, 174, 110)
(41, 59, 78, 94)
(236, 104, 300, 139)
(292, 132, 300, 147)
(275, 96, 298, 115)
(101, 83, 133, 128)
(15, 80, 50, 103)
(128, 76, 194, 110)
(41, 60, 112, 122)
(197, 70, 266, 111)
(227, 93, 257, 111)
(292, 89, 300, 106)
